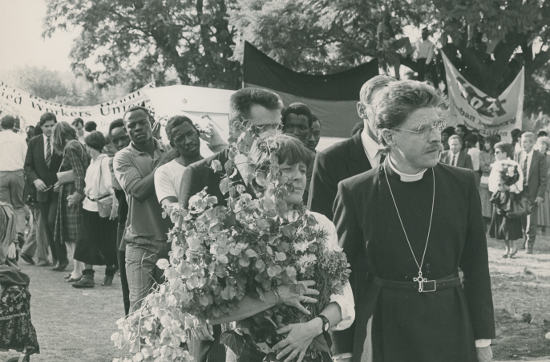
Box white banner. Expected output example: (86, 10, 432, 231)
(0, 81, 154, 132)
(442, 53, 524, 140)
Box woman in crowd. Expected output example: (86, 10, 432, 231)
(479, 136, 497, 224)
(465, 133, 481, 185)
(205, 134, 354, 361)
(72, 131, 118, 288)
(52, 122, 90, 279)
(535, 136, 550, 232)
(488, 142, 524, 258)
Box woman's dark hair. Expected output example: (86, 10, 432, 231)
(85, 131, 106, 152)
(249, 134, 313, 173)
(464, 133, 478, 148)
(52, 122, 77, 154)
(84, 121, 97, 132)
(441, 126, 455, 137)
(494, 142, 513, 159)
(72, 118, 84, 127)
(165, 115, 196, 142)
(108, 119, 125, 135)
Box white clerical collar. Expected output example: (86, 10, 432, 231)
(387, 156, 428, 182)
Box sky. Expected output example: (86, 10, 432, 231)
(0, 0, 74, 72)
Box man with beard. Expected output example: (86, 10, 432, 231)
(333, 80, 494, 362)
(113, 107, 175, 311)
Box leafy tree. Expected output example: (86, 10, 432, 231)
(232, 0, 550, 114)
(44, 0, 241, 90)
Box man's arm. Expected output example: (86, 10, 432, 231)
(113, 151, 156, 202)
(308, 151, 337, 220)
(464, 153, 474, 170)
(537, 153, 547, 199)
(460, 172, 495, 340)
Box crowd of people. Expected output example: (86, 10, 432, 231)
(0, 75, 547, 362)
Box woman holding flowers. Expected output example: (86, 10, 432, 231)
(488, 142, 525, 258)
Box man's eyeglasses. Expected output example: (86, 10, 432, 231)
(393, 120, 446, 135)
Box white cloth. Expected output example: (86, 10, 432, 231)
(83, 154, 113, 212)
(387, 156, 427, 182)
(310, 211, 355, 331)
(488, 159, 523, 194)
(361, 129, 384, 168)
(468, 148, 480, 171)
(154, 159, 187, 203)
(0, 130, 27, 171)
(415, 40, 435, 63)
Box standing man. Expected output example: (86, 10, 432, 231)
(281, 102, 314, 147)
(441, 135, 474, 169)
(308, 75, 394, 220)
(333, 80, 494, 362)
(109, 119, 131, 315)
(515, 132, 547, 253)
(24, 112, 64, 267)
(0, 115, 28, 247)
(307, 115, 321, 152)
(72, 118, 86, 143)
(179, 87, 283, 207)
(113, 107, 174, 311)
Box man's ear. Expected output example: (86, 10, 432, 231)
(380, 129, 394, 146)
(356, 102, 368, 119)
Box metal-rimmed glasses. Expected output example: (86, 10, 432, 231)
(393, 119, 446, 135)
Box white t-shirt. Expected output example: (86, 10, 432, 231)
(0, 130, 27, 171)
(83, 154, 113, 212)
(154, 159, 187, 203)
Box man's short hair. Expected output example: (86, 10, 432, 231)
(228, 88, 282, 129)
(39, 112, 57, 126)
(72, 118, 84, 127)
(108, 119, 125, 135)
(84, 121, 97, 132)
(359, 75, 394, 105)
(537, 130, 548, 138)
(84, 131, 106, 152)
(123, 106, 153, 124)
(441, 126, 455, 137)
(0, 115, 16, 130)
(375, 80, 443, 130)
(281, 103, 314, 128)
(165, 115, 196, 142)
(448, 134, 462, 144)
(521, 131, 536, 140)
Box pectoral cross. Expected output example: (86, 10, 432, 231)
(413, 271, 436, 293)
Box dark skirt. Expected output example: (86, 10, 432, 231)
(54, 183, 82, 245)
(74, 209, 117, 267)
(488, 208, 523, 240)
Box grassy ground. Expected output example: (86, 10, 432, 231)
(0, 234, 549, 361)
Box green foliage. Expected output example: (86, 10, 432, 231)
(44, 0, 241, 90)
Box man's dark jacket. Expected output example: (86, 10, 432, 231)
(24, 135, 62, 203)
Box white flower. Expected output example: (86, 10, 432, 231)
(156, 259, 170, 270)
(297, 254, 317, 273)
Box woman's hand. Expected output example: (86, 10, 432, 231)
(190, 323, 214, 342)
(273, 318, 322, 362)
(276, 280, 319, 315)
(67, 192, 83, 207)
(53, 181, 61, 192)
(109, 197, 119, 220)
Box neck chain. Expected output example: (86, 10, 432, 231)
(384, 166, 436, 292)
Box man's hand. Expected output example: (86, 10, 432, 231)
(158, 149, 177, 167)
(276, 280, 319, 315)
(190, 323, 214, 342)
(109, 197, 119, 220)
(476, 346, 493, 362)
(535, 196, 544, 205)
(274, 318, 320, 362)
(199, 118, 227, 151)
(33, 179, 47, 192)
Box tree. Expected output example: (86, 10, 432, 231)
(232, 0, 550, 114)
(44, 0, 241, 90)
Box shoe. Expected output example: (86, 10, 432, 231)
(52, 261, 68, 271)
(67, 276, 82, 283)
(36, 260, 52, 267)
(102, 274, 114, 286)
(502, 253, 509, 258)
(64, 273, 72, 280)
(73, 269, 94, 288)
(21, 254, 35, 265)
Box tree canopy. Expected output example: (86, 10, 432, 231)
(44, 0, 550, 114)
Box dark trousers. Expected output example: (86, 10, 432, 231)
(38, 195, 67, 265)
(522, 204, 538, 250)
(117, 222, 130, 316)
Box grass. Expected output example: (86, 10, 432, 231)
(0, 232, 549, 361)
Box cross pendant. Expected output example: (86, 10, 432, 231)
(413, 272, 436, 293)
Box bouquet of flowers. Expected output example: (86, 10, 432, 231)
(495, 160, 520, 187)
(112, 122, 350, 362)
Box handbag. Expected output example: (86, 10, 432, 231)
(92, 157, 113, 218)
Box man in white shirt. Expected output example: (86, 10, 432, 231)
(415, 28, 435, 81)
(0, 115, 28, 240)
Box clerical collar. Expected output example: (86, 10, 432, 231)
(387, 156, 428, 182)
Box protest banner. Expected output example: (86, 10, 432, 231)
(442, 52, 524, 139)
